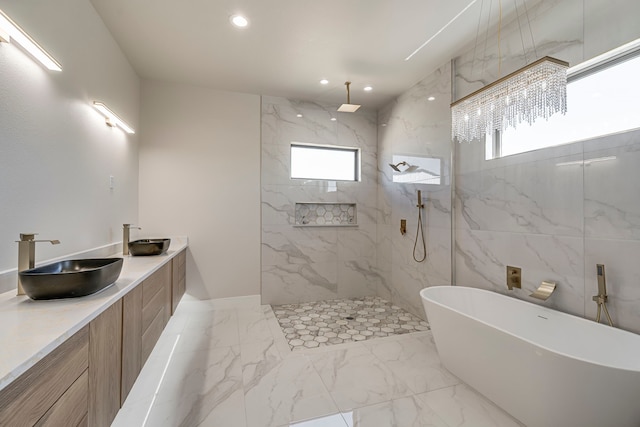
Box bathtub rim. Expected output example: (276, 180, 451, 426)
(420, 285, 640, 372)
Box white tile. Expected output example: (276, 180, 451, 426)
(243, 355, 338, 427)
(308, 345, 412, 411)
(285, 413, 349, 427)
(584, 142, 640, 240)
(363, 334, 459, 394)
(455, 229, 585, 317)
(418, 384, 524, 427)
(585, 238, 640, 334)
(343, 395, 449, 427)
(261, 263, 339, 305)
(177, 309, 240, 351)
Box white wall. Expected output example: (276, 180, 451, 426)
(0, 0, 140, 292)
(139, 81, 261, 299)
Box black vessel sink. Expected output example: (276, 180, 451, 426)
(19, 258, 123, 300)
(128, 238, 171, 256)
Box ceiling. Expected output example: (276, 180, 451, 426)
(89, 0, 514, 109)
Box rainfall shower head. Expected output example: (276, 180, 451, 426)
(389, 161, 418, 173)
(337, 82, 361, 113)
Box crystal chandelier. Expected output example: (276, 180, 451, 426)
(451, 56, 569, 143)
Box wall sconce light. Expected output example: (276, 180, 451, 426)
(93, 101, 135, 134)
(0, 8, 62, 71)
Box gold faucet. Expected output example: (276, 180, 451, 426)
(123, 224, 141, 255)
(16, 233, 60, 295)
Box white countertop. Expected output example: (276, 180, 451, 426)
(0, 237, 188, 392)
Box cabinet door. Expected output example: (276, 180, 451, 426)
(89, 299, 122, 427)
(171, 249, 186, 314)
(121, 285, 142, 405)
(0, 326, 89, 426)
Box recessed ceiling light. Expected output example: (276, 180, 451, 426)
(364, 86, 373, 92)
(230, 15, 249, 28)
(296, 114, 303, 118)
(330, 117, 337, 121)
(320, 79, 329, 85)
(428, 96, 436, 101)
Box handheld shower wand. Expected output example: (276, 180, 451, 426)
(413, 190, 426, 262)
(593, 264, 614, 326)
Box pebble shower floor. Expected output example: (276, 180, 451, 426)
(272, 296, 430, 350)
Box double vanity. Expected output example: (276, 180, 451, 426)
(0, 237, 188, 426)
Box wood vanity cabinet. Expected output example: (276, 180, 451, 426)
(0, 302, 124, 427)
(0, 249, 186, 426)
(121, 257, 178, 403)
(172, 249, 186, 314)
(88, 300, 122, 427)
(121, 284, 143, 405)
(0, 325, 89, 426)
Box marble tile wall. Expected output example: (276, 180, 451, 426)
(377, 63, 453, 319)
(453, 0, 640, 333)
(261, 96, 380, 305)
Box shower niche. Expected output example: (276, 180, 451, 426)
(294, 202, 357, 227)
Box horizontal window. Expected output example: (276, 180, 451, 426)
(487, 42, 640, 159)
(290, 143, 360, 181)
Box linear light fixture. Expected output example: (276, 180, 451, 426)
(405, 0, 478, 61)
(93, 101, 135, 134)
(0, 8, 62, 71)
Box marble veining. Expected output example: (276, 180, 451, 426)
(113, 296, 524, 427)
(261, 96, 379, 306)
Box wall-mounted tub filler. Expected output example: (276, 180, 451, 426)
(530, 281, 557, 301)
(593, 264, 614, 327)
(16, 233, 60, 295)
(123, 223, 141, 255)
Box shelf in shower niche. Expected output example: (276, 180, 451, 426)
(294, 202, 357, 226)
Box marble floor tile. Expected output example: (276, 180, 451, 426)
(243, 354, 339, 427)
(280, 412, 349, 427)
(115, 297, 522, 427)
(417, 384, 525, 427)
(178, 308, 240, 352)
(363, 333, 460, 394)
(308, 344, 413, 411)
(344, 395, 449, 427)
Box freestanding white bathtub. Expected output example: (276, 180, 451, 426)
(420, 286, 640, 427)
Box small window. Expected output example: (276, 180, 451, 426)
(290, 143, 360, 181)
(487, 44, 640, 159)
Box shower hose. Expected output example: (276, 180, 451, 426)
(413, 203, 427, 262)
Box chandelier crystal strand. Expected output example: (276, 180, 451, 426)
(451, 57, 568, 143)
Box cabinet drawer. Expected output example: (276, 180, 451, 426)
(143, 263, 171, 306)
(142, 271, 164, 307)
(142, 286, 164, 332)
(35, 369, 88, 427)
(141, 306, 165, 364)
(0, 326, 89, 426)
